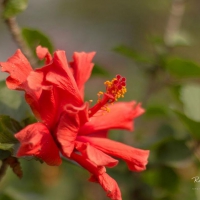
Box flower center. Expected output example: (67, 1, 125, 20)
(88, 74, 127, 117)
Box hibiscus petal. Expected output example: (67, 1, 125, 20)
(87, 130, 108, 138)
(70, 152, 122, 200)
(79, 101, 145, 135)
(77, 136, 149, 172)
(15, 123, 62, 166)
(0, 49, 32, 90)
(36, 45, 52, 64)
(75, 141, 118, 168)
(0, 50, 58, 129)
(26, 85, 58, 129)
(55, 103, 89, 157)
(46, 50, 83, 107)
(55, 110, 80, 157)
(10, 68, 57, 129)
(89, 173, 122, 200)
(70, 52, 95, 97)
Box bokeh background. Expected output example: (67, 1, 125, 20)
(1, 0, 200, 199)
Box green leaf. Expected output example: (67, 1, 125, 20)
(168, 32, 191, 47)
(0, 81, 21, 110)
(3, 0, 28, 19)
(0, 143, 14, 150)
(21, 116, 37, 127)
(0, 115, 21, 146)
(113, 45, 152, 63)
(166, 58, 200, 78)
(146, 124, 175, 149)
(145, 105, 169, 118)
(173, 110, 200, 139)
(181, 84, 200, 122)
(142, 166, 179, 192)
(0, 113, 21, 158)
(92, 64, 109, 76)
(1, 187, 31, 200)
(0, 149, 11, 160)
(22, 28, 54, 55)
(0, 193, 13, 200)
(156, 124, 175, 139)
(170, 84, 183, 105)
(156, 138, 192, 163)
(147, 35, 165, 46)
(0, 81, 31, 121)
(157, 166, 179, 192)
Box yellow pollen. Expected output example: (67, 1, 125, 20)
(103, 77, 127, 101)
(97, 75, 127, 105)
(89, 75, 127, 117)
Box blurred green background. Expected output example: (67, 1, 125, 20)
(1, 0, 200, 200)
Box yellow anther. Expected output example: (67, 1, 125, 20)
(98, 91, 103, 95)
(90, 75, 127, 117)
(103, 76, 127, 102)
(100, 105, 110, 113)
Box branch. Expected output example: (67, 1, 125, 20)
(142, 0, 186, 105)
(164, 0, 186, 46)
(4, 17, 37, 68)
(2, 0, 37, 67)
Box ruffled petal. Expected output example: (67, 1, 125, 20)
(55, 112, 79, 157)
(9, 68, 57, 129)
(77, 136, 149, 172)
(25, 85, 58, 130)
(0, 49, 32, 90)
(70, 52, 95, 97)
(45, 50, 83, 107)
(36, 45, 52, 64)
(75, 141, 118, 168)
(55, 104, 88, 157)
(0, 50, 58, 129)
(79, 101, 145, 135)
(15, 123, 62, 166)
(70, 152, 122, 200)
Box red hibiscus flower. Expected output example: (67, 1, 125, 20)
(0, 46, 149, 200)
